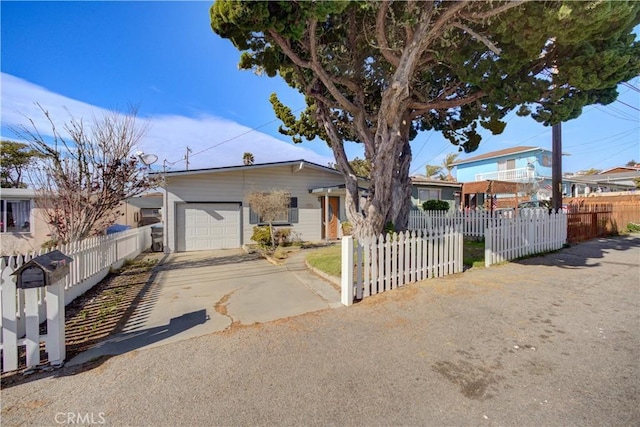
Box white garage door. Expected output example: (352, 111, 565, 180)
(176, 203, 241, 252)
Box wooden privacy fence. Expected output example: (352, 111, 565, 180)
(0, 225, 153, 373)
(409, 210, 508, 238)
(341, 227, 463, 305)
(484, 212, 567, 266)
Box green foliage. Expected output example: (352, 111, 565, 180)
(422, 200, 450, 211)
(384, 222, 396, 234)
(627, 222, 640, 233)
(0, 140, 42, 188)
(251, 226, 272, 247)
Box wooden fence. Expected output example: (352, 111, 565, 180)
(485, 212, 567, 266)
(341, 227, 463, 305)
(0, 225, 153, 373)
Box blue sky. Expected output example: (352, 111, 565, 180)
(1, 1, 638, 175)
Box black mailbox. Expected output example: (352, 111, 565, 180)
(12, 250, 73, 289)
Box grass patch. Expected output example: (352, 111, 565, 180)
(305, 245, 342, 277)
(305, 238, 487, 278)
(463, 238, 485, 268)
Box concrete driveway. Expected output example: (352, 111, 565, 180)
(69, 248, 340, 365)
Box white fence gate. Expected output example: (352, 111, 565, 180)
(341, 227, 463, 305)
(409, 210, 505, 238)
(484, 212, 567, 266)
(0, 225, 153, 373)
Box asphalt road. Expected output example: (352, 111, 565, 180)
(2, 235, 639, 426)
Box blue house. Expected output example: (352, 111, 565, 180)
(453, 146, 552, 184)
(452, 146, 555, 208)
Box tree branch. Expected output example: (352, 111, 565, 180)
(375, 1, 400, 68)
(452, 22, 502, 55)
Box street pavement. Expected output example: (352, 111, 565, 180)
(1, 235, 638, 426)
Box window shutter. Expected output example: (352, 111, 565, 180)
(288, 197, 299, 223)
(249, 208, 258, 224)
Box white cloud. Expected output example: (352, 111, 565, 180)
(1, 73, 334, 170)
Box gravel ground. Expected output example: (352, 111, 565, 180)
(1, 235, 638, 427)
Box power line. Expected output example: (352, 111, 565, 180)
(167, 107, 305, 165)
(615, 99, 640, 112)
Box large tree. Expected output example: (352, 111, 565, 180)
(0, 140, 42, 188)
(11, 105, 159, 244)
(211, 0, 640, 237)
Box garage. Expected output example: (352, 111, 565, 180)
(176, 203, 241, 252)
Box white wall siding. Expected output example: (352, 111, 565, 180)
(165, 165, 349, 251)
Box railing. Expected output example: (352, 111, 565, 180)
(0, 225, 153, 373)
(341, 227, 463, 305)
(474, 167, 534, 182)
(484, 212, 567, 266)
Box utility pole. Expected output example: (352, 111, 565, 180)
(185, 147, 192, 170)
(552, 122, 562, 212)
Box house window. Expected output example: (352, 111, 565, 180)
(541, 155, 552, 167)
(249, 197, 298, 225)
(418, 189, 441, 201)
(0, 199, 32, 233)
(498, 159, 516, 171)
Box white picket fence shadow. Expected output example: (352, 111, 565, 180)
(342, 227, 463, 305)
(409, 210, 506, 238)
(484, 212, 567, 266)
(0, 225, 153, 373)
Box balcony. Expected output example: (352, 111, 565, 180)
(475, 167, 534, 182)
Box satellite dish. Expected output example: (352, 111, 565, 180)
(138, 153, 158, 166)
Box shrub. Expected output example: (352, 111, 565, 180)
(251, 226, 272, 247)
(422, 200, 450, 211)
(274, 228, 291, 246)
(384, 221, 396, 234)
(627, 222, 640, 233)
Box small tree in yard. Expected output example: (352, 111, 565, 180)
(11, 105, 159, 244)
(247, 189, 290, 248)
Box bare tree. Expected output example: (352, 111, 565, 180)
(11, 104, 159, 244)
(246, 189, 290, 248)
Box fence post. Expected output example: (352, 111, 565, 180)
(341, 236, 354, 306)
(46, 279, 66, 367)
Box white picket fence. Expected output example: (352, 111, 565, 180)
(484, 212, 567, 266)
(409, 210, 505, 237)
(0, 225, 153, 373)
(341, 227, 463, 305)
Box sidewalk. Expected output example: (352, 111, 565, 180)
(2, 235, 638, 426)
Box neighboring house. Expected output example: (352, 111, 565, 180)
(453, 146, 554, 206)
(153, 160, 368, 253)
(409, 176, 462, 210)
(0, 188, 50, 255)
(124, 193, 163, 226)
(563, 170, 639, 196)
(0, 188, 157, 255)
(453, 146, 552, 184)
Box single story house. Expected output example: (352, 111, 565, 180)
(1, 188, 160, 255)
(153, 160, 368, 253)
(409, 176, 462, 209)
(0, 188, 50, 255)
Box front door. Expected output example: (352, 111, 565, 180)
(321, 196, 340, 239)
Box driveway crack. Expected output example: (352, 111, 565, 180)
(214, 289, 239, 330)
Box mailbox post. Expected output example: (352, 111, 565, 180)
(12, 250, 72, 368)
